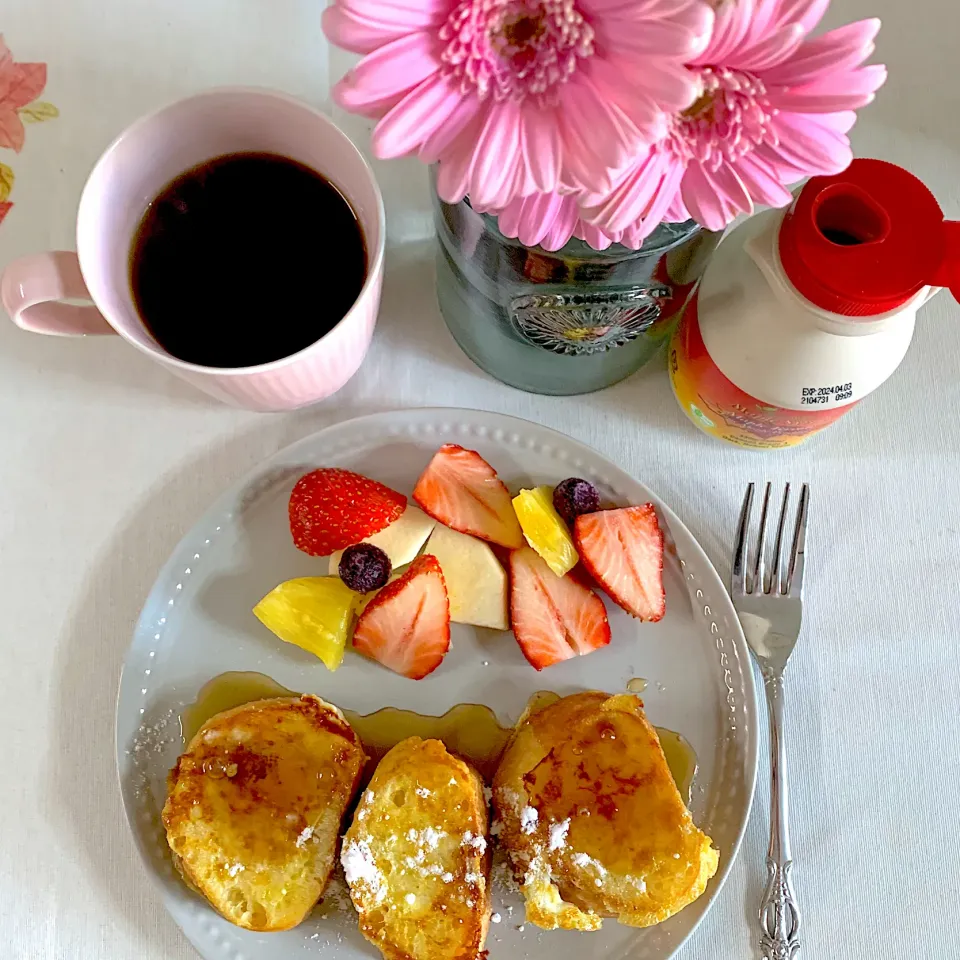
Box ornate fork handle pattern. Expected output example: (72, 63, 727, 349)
(760, 673, 801, 959)
(760, 857, 801, 959)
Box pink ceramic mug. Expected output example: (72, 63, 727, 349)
(0, 88, 385, 411)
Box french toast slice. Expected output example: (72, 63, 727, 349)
(493, 692, 719, 931)
(342, 737, 490, 960)
(162, 695, 366, 932)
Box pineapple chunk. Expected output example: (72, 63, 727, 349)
(253, 577, 357, 671)
(513, 486, 579, 577)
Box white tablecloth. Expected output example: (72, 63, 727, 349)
(2, 2, 958, 957)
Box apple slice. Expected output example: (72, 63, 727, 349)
(328, 505, 437, 575)
(424, 524, 509, 631)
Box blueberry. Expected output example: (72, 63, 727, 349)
(553, 478, 601, 526)
(339, 543, 391, 593)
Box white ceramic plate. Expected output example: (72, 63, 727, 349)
(117, 408, 758, 960)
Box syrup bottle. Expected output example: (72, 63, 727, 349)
(669, 159, 960, 448)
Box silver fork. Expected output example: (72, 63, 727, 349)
(732, 482, 809, 960)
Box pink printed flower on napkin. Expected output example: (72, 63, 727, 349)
(325, 0, 714, 208)
(0, 36, 48, 153)
(582, 0, 887, 234)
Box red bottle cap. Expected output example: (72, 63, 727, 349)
(778, 158, 960, 317)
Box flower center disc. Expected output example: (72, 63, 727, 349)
(440, 0, 595, 102)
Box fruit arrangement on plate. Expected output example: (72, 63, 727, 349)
(254, 444, 667, 678)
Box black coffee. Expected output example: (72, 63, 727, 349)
(130, 152, 366, 368)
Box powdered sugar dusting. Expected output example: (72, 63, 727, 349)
(520, 806, 538, 835)
(548, 818, 570, 852)
(571, 851, 608, 887)
(422, 827, 445, 849)
(341, 839, 386, 903)
(462, 831, 487, 854)
(626, 874, 647, 893)
(296, 826, 314, 848)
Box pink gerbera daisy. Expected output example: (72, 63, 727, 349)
(582, 0, 887, 233)
(325, 0, 714, 209)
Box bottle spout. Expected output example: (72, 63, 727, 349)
(811, 182, 891, 248)
(778, 159, 957, 316)
(929, 220, 960, 303)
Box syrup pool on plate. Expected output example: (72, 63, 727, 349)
(179, 672, 698, 799)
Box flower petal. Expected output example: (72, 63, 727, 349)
(540, 197, 580, 251)
(560, 73, 638, 190)
(435, 106, 488, 203)
(576, 222, 615, 250)
(494, 195, 528, 239)
(769, 112, 853, 175)
(583, 149, 675, 232)
(727, 24, 805, 74)
(734, 153, 794, 208)
(665, 192, 691, 223)
(619, 222, 648, 249)
(585, 0, 712, 54)
(637, 157, 688, 231)
(762, 19, 881, 87)
(340, 0, 447, 30)
(598, 53, 694, 120)
(506, 192, 565, 248)
(680, 162, 738, 232)
(468, 102, 523, 209)
(521, 108, 562, 194)
(418, 93, 484, 163)
(603, 15, 710, 59)
(707, 161, 754, 219)
(772, 0, 830, 34)
(752, 141, 808, 182)
(322, 5, 416, 54)
(372, 73, 464, 158)
(770, 64, 887, 112)
(692, 0, 756, 65)
(334, 32, 442, 117)
(816, 110, 858, 134)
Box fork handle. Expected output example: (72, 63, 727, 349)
(759, 675, 801, 960)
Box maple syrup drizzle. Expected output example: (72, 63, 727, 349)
(179, 672, 698, 799)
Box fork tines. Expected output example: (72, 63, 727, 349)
(732, 483, 809, 598)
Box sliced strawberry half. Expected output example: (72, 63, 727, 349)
(574, 505, 665, 622)
(289, 468, 406, 557)
(352, 555, 451, 679)
(509, 547, 611, 671)
(413, 444, 524, 550)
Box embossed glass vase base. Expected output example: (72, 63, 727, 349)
(432, 179, 720, 396)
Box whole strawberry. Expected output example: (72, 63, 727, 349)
(289, 468, 406, 557)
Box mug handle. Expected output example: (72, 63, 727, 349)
(1, 251, 116, 336)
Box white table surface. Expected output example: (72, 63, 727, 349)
(2, 2, 959, 958)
